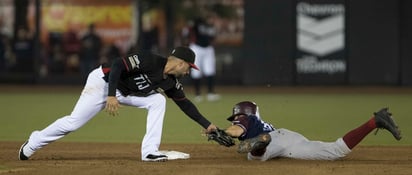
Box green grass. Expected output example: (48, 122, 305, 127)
(1, 89, 411, 145)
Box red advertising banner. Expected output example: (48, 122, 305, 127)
(29, 0, 134, 53)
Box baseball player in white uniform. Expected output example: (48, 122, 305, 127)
(223, 101, 401, 161)
(19, 47, 218, 162)
(187, 15, 220, 102)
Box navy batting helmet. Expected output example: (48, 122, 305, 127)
(227, 101, 259, 121)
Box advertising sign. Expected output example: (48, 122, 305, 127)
(296, 0, 346, 84)
(29, 0, 134, 53)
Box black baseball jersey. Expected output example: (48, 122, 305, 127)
(102, 51, 180, 97)
(191, 18, 216, 47)
(102, 50, 211, 128)
(232, 114, 275, 141)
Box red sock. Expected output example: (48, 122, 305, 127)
(342, 117, 377, 149)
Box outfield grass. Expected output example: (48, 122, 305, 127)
(1, 87, 411, 145)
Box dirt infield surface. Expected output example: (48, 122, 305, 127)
(1, 142, 411, 175)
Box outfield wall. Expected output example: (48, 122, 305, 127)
(241, 0, 412, 86)
(1, 0, 411, 86)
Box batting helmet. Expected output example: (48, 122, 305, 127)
(227, 101, 260, 121)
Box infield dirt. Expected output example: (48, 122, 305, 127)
(1, 142, 411, 175)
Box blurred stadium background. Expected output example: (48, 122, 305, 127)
(0, 0, 411, 86)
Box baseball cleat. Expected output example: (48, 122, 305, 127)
(142, 154, 168, 162)
(374, 108, 402, 140)
(207, 93, 221, 101)
(238, 133, 271, 154)
(18, 141, 29, 160)
(193, 96, 203, 103)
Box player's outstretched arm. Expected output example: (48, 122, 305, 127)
(172, 98, 212, 129)
(225, 125, 244, 138)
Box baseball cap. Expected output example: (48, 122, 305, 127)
(170, 46, 199, 70)
(227, 101, 260, 121)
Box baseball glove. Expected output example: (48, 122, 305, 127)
(207, 128, 235, 147)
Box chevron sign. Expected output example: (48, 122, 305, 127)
(296, 1, 346, 75)
(298, 13, 344, 56)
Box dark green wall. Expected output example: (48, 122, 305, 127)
(242, 0, 412, 86)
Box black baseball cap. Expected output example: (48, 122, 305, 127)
(170, 46, 199, 70)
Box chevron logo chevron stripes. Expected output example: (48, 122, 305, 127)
(297, 13, 345, 56)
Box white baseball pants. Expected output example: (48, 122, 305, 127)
(23, 66, 166, 160)
(189, 43, 216, 78)
(248, 128, 351, 161)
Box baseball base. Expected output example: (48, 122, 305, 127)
(159, 150, 190, 160)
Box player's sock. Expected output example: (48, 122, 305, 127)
(342, 117, 376, 149)
(193, 78, 201, 95)
(206, 76, 215, 93)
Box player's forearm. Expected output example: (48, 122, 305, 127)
(173, 98, 211, 129)
(225, 125, 244, 138)
(107, 59, 124, 96)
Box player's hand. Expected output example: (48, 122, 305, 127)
(204, 124, 218, 134)
(105, 96, 120, 116)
